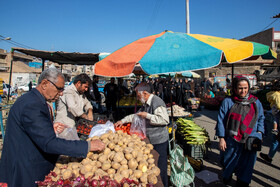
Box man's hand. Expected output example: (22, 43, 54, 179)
(81, 113, 88, 120)
(137, 112, 148, 119)
(53, 122, 68, 134)
(115, 120, 124, 128)
(219, 138, 227, 151)
(90, 139, 105, 152)
(87, 109, 93, 121)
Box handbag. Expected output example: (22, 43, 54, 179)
(245, 137, 262, 151)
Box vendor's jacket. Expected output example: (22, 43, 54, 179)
(55, 84, 93, 136)
(0, 88, 88, 187)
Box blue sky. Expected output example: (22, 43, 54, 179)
(0, 0, 279, 53)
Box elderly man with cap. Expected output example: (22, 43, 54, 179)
(115, 82, 170, 187)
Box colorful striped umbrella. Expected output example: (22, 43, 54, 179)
(94, 31, 277, 77)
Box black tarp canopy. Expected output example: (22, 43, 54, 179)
(12, 47, 100, 65)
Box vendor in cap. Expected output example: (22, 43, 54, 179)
(115, 82, 169, 187)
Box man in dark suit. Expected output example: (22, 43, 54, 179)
(0, 68, 105, 187)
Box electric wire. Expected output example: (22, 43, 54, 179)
(0, 35, 35, 49)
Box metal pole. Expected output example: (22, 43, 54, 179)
(7, 48, 14, 102)
(232, 64, 234, 79)
(186, 0, 190, 34)
(42, 59, 45, 71)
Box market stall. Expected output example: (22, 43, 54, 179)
(38, 127, 163, 187)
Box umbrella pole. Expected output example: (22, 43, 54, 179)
(169, 74, 175, 141)
(232, 64, 234, 79)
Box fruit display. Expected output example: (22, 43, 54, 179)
(77, 119, 95, 136)
(118, 96, 142, 107)
(200, 96, 224, 110)
(38, 130, 160, 187)
(176, 118, 209, 145)
(114, 123, 131, 134)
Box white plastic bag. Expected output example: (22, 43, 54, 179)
(57, 127, 80, 140)
(130, 115, 146, 140)
(88, 121, 115, 138)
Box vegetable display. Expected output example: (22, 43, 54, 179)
(176, 118, 209, 145)
(38, 130, 160, 187)
(166, 105, 191, 117)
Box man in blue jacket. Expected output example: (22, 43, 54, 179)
(0, 68, 105, 187)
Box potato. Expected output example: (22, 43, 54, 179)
(143, 148, 150, 155)
(107, 168, 116, 174)
(124, 147, 133, 154)
(125, 153, 133, 160)
(148, 158, 155, 164)
(108, 142, 116, 150)
(123, 183, 130, 187)
(82, 158, 91, 165)
(131, 150, 138, 158)
(92, 136, 100, 140)
(111, 162, 121, 170)
(148, 174, 158, 184)
(51, 176, 59, 182)
(113, 152, 124, 162)
(118, 141, 124, 146)
(91, 166, 97, 173)
(127, 142, 134, 147)
(138, 161, 148, 173)
(118, 165, 128, 173)
(114, 145, 121, 152)
(53, 167, 61, 175)
(95, 161, 102, 168)
(148, 154, 153, 159)
(140, 173, 148, 183)
(100, 133, 110, 140)
(87, 151, 93, 158)
(134, 170, 143, 179)
(121, 159, 128, 165)
(98, 155, 108, 163)
(92, 154, 99, 160)
(108, 151, 116, 160)
(114, 173, 123, 183)
(101, 161, 111, 171)
(128, 159, 138, 170)
(120, 169, 130, 179)
(73, 168, 80, 177)
(146, 144, 154, 150)
(62, 169, 72, 180)
(151, 166, 161, 176)
(84, 171, 94, 179)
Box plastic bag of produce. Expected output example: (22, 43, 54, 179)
(130, 115, 146, 139)
(88, 121, 115, 137)
(57, 127, 80, 140)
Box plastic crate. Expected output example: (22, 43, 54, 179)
(185, 144, 206, 160)
(92, 113, 108, 123)
(76, 118, 96, 137)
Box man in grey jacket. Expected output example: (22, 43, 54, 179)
(115, 82, 169, 187)
(55, 73, 93, 140)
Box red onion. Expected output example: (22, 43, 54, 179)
(57, 179, 64, 185)
(99, 179, 107, 187)
(91, 179, 99, 187)
(107, 179, 119, 187)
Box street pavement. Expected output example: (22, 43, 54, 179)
(191, 108, 280, 187)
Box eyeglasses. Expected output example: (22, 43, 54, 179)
(47, 79, 64, 92)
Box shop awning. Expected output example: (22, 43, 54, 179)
(12, 47, 100, 65)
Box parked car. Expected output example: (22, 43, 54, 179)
(18, 83, 37, 92)
(2, 83, 16, 96)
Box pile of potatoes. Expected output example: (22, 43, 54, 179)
(52, 130, 160, 185)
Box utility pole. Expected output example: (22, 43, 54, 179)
(186, 0, 190, 34)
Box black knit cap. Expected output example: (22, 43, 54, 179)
(232, 76, 250, 96)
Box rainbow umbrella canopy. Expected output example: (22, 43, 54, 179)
(94, 31, 277, 77)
